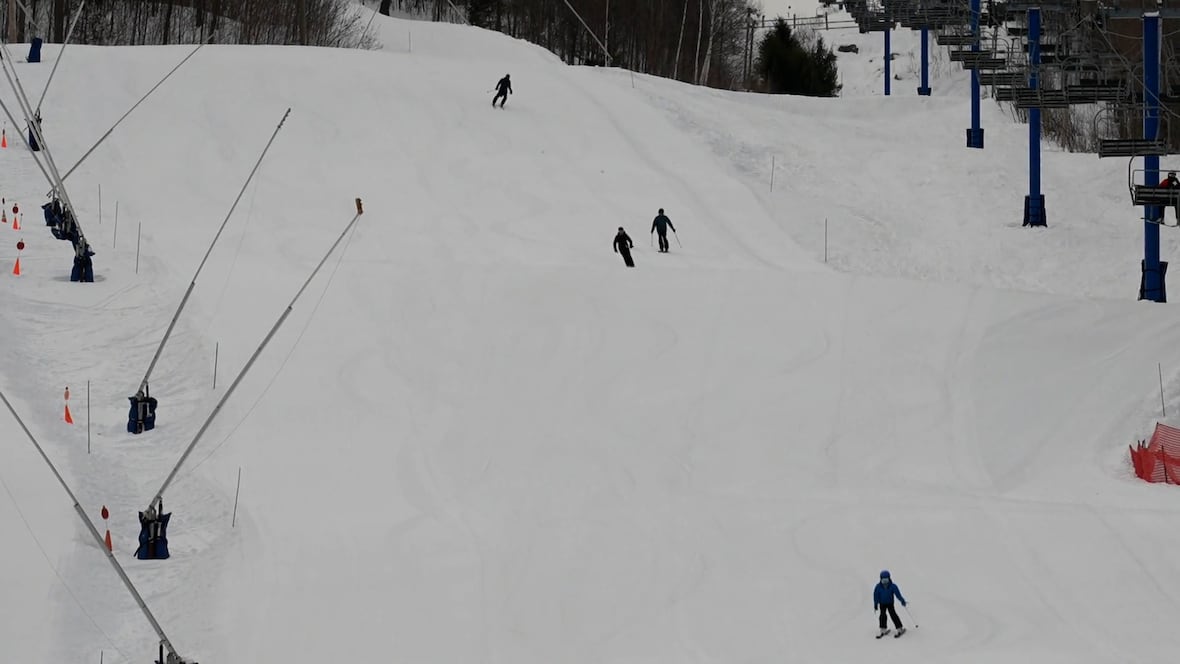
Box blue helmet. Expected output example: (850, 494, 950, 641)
(880, 570, 891, 579)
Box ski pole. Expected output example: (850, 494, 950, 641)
(902, 604, 918, 628)
(673, 230, 682, 248)
(650, 232, 654, 247)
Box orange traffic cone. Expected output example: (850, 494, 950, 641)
(104, 529, 112, 551)
(11, 257, 18, 276)
(3, 129, 9, 149)
(12, 214, 19, 231)
(64, 404, 73, 424)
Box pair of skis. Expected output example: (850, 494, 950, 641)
(876, 627, 906, 639)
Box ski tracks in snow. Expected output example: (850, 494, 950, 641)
(574, 74, 797, 272)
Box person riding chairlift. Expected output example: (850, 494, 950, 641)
(1155, 171, 1180, 225)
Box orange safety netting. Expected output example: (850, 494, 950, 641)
(1130, 423, 1180, 484)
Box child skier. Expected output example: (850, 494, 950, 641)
(873, 570, 906, 638)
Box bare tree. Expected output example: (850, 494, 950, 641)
(673, 0, 688, 79)
(699, 0, 723, 84)
(3, 0, 761, 89)
(0, 0, 378, 48)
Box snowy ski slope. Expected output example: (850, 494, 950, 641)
(0, 11, 1179, 664)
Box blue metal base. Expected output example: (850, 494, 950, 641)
(966, 128, 984, 149)
(1140, 260, 1168, 302)
(1022, 195, 1046, 227)
(917, 86, 931, 96)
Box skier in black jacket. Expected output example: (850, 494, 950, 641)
(493, 74, 512, 108)
(613, 227, 635, 267)
(651, 208, 676, 253)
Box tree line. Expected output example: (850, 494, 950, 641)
(0, 0, 374, 47)
(378, 0, 839, 95)
(0, 0, 838, 95)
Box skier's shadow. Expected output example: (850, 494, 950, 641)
(50, 274, 108, 283)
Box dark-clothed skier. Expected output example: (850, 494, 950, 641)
(493, 74, 512, 108)
(873, 570, 906, 638)
(613, 227, 635, 267)
(651, 208, 676, 253)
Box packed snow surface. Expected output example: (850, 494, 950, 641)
(1, 12, 1179, 664)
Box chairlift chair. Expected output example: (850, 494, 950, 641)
(1063, 81, 1127, 103)
(994, 85, 1023, 101)
(1095, 104, 1171, 158)
(979, 70, 1028, 86)
(1013, 88, 1070, 108)
(1100, 138, 1171, 158)
(937, 31, 977, 46)
(958, 53, 1008, 69)
(1130, 167, 1180, 226)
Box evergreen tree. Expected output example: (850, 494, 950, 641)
(809, 35, 841, 96)
(467, 0, 499, 29)
(755, 19, 841, 97)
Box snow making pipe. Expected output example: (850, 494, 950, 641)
(558, 0, 611, 65)
(0, 85, 54, 187)
(445, 0, 468, 24)
(147, 200, 366, 515)
(0, 386, 182, 660)
(35, 0, 86, 116)
(56, 36, 212, 190)
(136, 107, 292, 396)
(0, 38, 81, 226)
(10, 0, 34, 34)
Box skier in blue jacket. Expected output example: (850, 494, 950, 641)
(873, 570, 906, 637)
